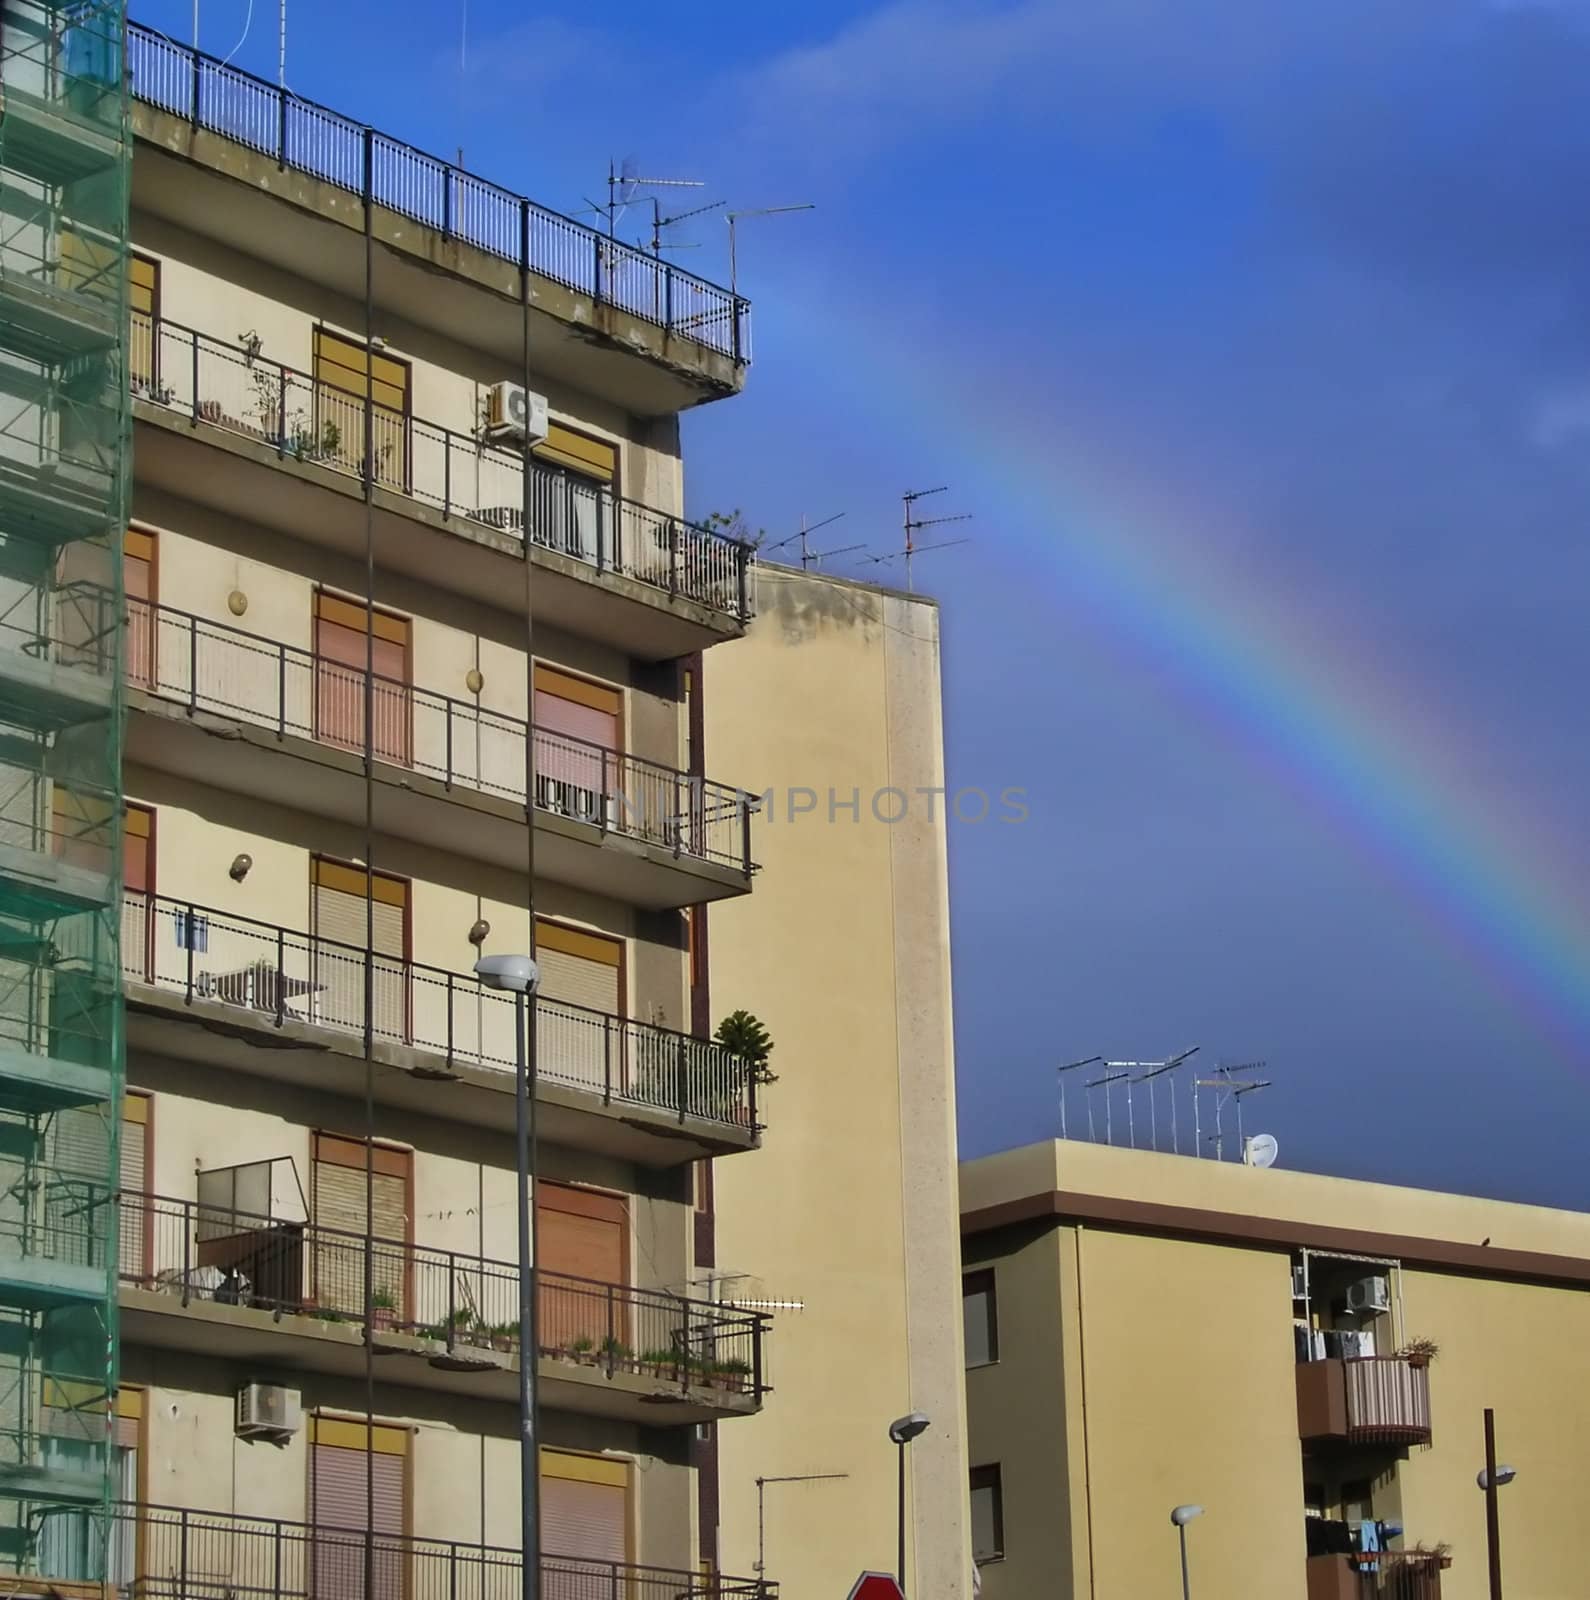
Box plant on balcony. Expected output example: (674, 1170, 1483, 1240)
(708, 1356, 752, 1394)
(637, 1347, 683, 1381)
(715, 1009, 777, 1085)
(567, 1335, 597, 1366)
(1396, 1336, 1440, 1368)
(488, 1320, 519, 1354)
(598, 1334, 633, 1370)
(370, 1286, 398, 1332)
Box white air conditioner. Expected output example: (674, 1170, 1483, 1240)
(236, 1382, 302, 1442)
(537, 776, 604, 826)
(1345, 1275, 1391, 1316)
(477, 506, 524, 533)
(484, 382, 549, 446)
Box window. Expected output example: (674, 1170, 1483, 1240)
(537, 1183, 630, 1356)
(533, 666, 621, 828)
(124, 527, 156, 689)
(312, 1133, 412, 1322)
(312, 328, 410, 486)
(970, 1464, 1004, 1565)
(130, 253, 159, 389)
(309, 1416, 409, 1600)
(541, 1448, 630, 1590)
(123, 802, 155, 979)
(310, 857, 411, 1038)
(312, 592, 412, 765)
(530, 424, 617, 565)
(963, 1268, 998, 1367)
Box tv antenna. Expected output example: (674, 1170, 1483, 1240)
(1194, 1061, 1271, 1160)
(1109, 1046, 1200, 1153)
(649, 195, 726, 257)
(726, 204, 815, 297)
(864, 487, 972, 592)
(767, 511, 864, 570)
(583, 160, 705, 242)
(1057, 1056, 1102, 1141)
(1084, 1066, 1132, 1146)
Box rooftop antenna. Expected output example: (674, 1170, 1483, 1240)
(1057, 1056, 1103, 1141)
(726, 204, 815, 298)
(1195, 1061, 1270, 1160)
(1084, 1067, 1132, 1146)
(649, 195, 726, 256)
(603, 160, 703, 242)
(279, 0, 286, 86)
(1111, 1046, 1200, 1153)
(766, 511, 863, 569)
(864, 487, 973, 592)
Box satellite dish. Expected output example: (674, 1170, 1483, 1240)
(1244, 1133, 1279, 1169)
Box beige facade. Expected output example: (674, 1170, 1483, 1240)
(961, 1141, 1590, 1600)
(92, 38, 968, 1600)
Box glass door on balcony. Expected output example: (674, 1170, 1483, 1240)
(313, 593, 413, 766)
(532, 668, 620, 829)
(312, 328, 410, 489)
(124, 526, 155, 688)
(310, 858, 410, 1041)
(310, 1418, 409, 1600)
(310, 1133, 411, 1325)
(536, 1182, 629, 1361)
(530, 425, 616, 565)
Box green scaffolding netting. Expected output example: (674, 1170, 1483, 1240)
(0, 0, 129, 1578)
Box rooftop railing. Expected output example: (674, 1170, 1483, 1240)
(131, 598, 756, 875)
(121, 1190, 769, 1402)
(122, 891, 760, 1135)
(124, 24, 752, 365)
(134, 313, 755, 621)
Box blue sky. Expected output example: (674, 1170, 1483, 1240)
(144, 0, 1590, 1207)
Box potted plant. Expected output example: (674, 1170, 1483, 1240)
(568, 1335, 597, 1367)
(491, 1320, 519, 1354)
(1397, 1336, 1440, 1368)
(638, 1347, 682, 1382)
(710, 1356, 752, 1394)
(370, 1286, 397, 1332)
(598, 1335, 633, 1373)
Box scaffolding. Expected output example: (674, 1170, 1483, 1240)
(0, 0, 128, 1584)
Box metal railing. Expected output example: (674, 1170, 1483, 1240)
(1359, 1552, 1447, 1599)
(120, 1190, 768, 1401)
(129, 599, 755, 874)
(123, 24, 752, 365)
(121, 892, 759, 1134)
(132, 314, 754, 620)
(1343, 1357, 1432, 1445)
(49, 1501, 776, 1600)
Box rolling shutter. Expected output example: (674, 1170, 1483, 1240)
(120, 1095, 149, 1281)
(535, 425, 617, 484)
(533, 667, 619, 821)
(541, 1450, 627, 1572)
(537, 1184, 628, 1353)
(530, 426, 616, 564)
(535, 921, 620, 1016)
(122, 804, 153, 979)
(313, 593, 411, 764)
(129, 254, 158, 387)
(313, 329, 409, 487)
(124, 528, 155, 688)
(311, 859, 408, 1038)
(310, 1418, 408, 1600)
(312, 1134, 409, 1319)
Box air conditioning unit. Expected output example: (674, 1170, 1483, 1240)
(537, 777, 604, 826)
(483, 382, 549, 446)
(1345, 1275, 1391, 1316)
(476, 506, 524, 533)
(236, 1382, 302, 1442)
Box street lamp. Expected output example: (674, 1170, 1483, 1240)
(1170, 1505, 1203, 1600)
(476, 953, 541, 1600)
(1476, 1408, 1516, 1600)
(888, 1412, 931, 1595)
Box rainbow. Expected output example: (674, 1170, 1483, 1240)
(749, 285, 1590, 1061)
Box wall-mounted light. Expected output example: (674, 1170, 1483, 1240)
(467, 918, 490, 947)
(228, 590, 248, 617)
(465, 667, 484, 696)
(229, 853, 253, 882)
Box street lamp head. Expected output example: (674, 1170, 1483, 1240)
(1476, 1465, 1517, 1491)
(1170, 1505, 1205, 1528)
(473, 953, 540, 995)
(888, 1412, 931, 1446)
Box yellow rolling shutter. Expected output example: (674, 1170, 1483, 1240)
(535, 921, 621, 1015)
(535, 424, 617, 485)
(541, 1450, 628, 1566)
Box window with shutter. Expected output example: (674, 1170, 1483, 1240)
(310, 859, 409, 1040)
(124, 528, 155, 689)
(537, 1184, 628, 1356)
(534, 921, 621, 1014)
(129, 253, 158, 389)
(122, 803, 154, 981)
(541, 1449, 628, 1591)
(309, 1417, 409, 1600)
(529, 425, 617, 565)
(533, 668, 620, 825)
(311, 1134, 411, 1322)
(312, 329, 410, 488)
(120, 1094, 150, 1283)
(313, 593, 412, 765)
(36, 1388, 140, 1585)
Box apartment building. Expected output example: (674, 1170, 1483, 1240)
(960, 1140, 1590, 1600)
(0, 6, 969, 1599)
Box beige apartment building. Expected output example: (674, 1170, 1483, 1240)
(0, 13, 967, 1600)
(961, 1141, 1590, 1600)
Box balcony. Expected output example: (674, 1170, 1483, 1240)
(129, 316, 755, 657)
(127, 600, 756, 907)
(125, 26, 749, 415)
(119, 1191, 768, 1424)
(18, 1502, 774, 1600)
(1296, 1356, 1433, 1449)
(1306, 1550, 1448, 1600)
(123, 892, 761, 1166)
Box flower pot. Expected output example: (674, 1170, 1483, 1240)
(371, 1307, 395, 1332)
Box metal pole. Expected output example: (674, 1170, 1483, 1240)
(895, 1442, 906, 1595)
(516, 991, 539, 1600)
(1484, 1408, 1503, 1600)
(1178, 1524, 1191, 1600)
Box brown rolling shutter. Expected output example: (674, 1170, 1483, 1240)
(535, 921, 621, 1016)
(310, 1419, 408, 1600)
(541, 1451, 628, 1573)
(312, 1135, 410, 1320)
(120, 1095, 149, 1282)
(311, 859, 408, 1039)
(122, 804, 153, 980)
(537, 1185, 628, 1354)
(124, 529, 155, 689)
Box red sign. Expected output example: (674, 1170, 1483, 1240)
(846, 1575, 905, 1600)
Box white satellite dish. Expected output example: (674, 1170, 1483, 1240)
(1243, 1133, 1279, 1169)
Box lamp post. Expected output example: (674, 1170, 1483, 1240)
(1476, 1409, 1516, 1600)
(888, 1412, 931, 1595)
(1170, 1505, 1203, 1600)
(475, 953, 541, 1600)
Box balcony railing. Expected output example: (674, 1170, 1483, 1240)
(124, 25, 751, 365)
(131, 599, 756, 874)
(132, 314, 755, 621)
(121, 1191, 769, 1401)
(32, 1501, 773, 1600)
(1343, 1357, 1432, 1446)
(1305, 1547, 1446, 1600)
(122, 891, 759, 1134)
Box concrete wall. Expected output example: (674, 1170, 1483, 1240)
(705, 566, 969, 1600)
(961, 1141, 1590, 1600)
